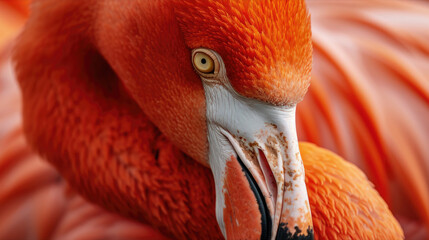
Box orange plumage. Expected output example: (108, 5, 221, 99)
(176, 0, 312, 105)
(1, 0, 428, 239)
(301, 143, 403, 239)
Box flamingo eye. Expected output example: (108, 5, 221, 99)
(193, 52, 214, 73)
(192, 49, 219, 77)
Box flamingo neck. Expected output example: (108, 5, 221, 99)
(14, 1, 221, 238)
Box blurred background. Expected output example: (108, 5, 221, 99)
(0, 0, 428, 239)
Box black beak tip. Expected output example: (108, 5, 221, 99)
(276, 224, 314, 240)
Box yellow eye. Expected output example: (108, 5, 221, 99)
(193, 52, 215, 73)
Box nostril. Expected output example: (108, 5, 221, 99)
(258, 149, 278, 207)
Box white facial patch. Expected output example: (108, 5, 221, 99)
(195, 49, 312, 239)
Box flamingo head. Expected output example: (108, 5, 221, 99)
(176, 2, 313, 239)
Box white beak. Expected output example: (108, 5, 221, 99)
(203, 78, 313, 240)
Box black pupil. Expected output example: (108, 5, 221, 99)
(201, 58, 207, 64)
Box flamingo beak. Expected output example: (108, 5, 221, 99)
(203, 83, 313, 240)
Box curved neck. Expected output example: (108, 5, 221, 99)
(14, 0, 220, 238)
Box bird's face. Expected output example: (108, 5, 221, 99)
(98, 0, 312, 239)
(173, 1, 313, 239)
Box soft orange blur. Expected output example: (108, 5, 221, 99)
(0, 1, 27, 55)
(298, 2, 429, 240)
(0, 1, 428, 240)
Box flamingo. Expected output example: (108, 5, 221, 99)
(3, 0, 428, 239)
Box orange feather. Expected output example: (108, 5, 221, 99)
(301, 142, 403, 239)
